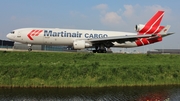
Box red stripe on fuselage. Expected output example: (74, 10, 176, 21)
(27, 30, 35, 40)
(135, 35, 162, 46)
(35, 30, 43, 36)
(31, 30, 39, 36)
(136, 40, 143, 46)
(27, 30, 43, 40)
(142, 38, 149, 45)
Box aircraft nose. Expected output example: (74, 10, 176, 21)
(6, 33, 11, 39)
(6, 33, 15, 40)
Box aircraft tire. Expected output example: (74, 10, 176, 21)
(28, 48, 32, 52)
(93, 50, 97, 53)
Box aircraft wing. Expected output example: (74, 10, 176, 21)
(84, 34, 155, 43)
(84, 25, 173, 43)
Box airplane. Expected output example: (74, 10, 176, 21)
(6, 10, 174, 53)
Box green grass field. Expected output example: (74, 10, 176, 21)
(0, 51, 180, 87)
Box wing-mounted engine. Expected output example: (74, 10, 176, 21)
(73, 40, 92, 49)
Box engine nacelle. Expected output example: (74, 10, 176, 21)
(73, 40, 92, 49)
(135, 24, 164, 34)
(135, 24, 145, 32)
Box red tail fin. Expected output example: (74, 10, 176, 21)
(138, 11, 165, 34)
(146, 11, 164, 27)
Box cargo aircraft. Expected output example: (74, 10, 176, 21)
(7, 11, 174, 53)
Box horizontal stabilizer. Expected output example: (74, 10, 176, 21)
(159, 25, 170, 35)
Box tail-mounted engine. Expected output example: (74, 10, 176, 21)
(135, 24, 164, 34)
(135, 24, 145, 32)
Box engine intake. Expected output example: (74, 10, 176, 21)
(135, 24, 145, 32)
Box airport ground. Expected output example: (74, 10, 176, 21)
(0, 50, 180, 88)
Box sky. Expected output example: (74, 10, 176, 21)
(0, 0, 180, 52)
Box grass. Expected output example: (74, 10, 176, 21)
(0, 51, 180, 87)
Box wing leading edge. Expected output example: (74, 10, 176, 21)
(84, 34, 154, 42)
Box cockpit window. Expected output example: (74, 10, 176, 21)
(10, 31, 15, 34)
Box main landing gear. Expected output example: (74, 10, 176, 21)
(28, 44, 32, 52)
(92, 43, 113, 53)
(93, 45, 107, 53)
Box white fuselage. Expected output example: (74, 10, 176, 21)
(7, 28, 138, 48)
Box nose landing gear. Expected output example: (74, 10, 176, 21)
(28, 44, 32, 52)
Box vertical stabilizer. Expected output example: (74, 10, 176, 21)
(138, 11, 165, 34)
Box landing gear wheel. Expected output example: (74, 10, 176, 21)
(98, 49, 107, 53)
(92, 45, 107, 53)
(27, 44, 32, 52)
(28, 48, 32, 52)
(93, 50, 97, 53)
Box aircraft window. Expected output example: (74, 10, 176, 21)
(10, 31, 15, 34)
